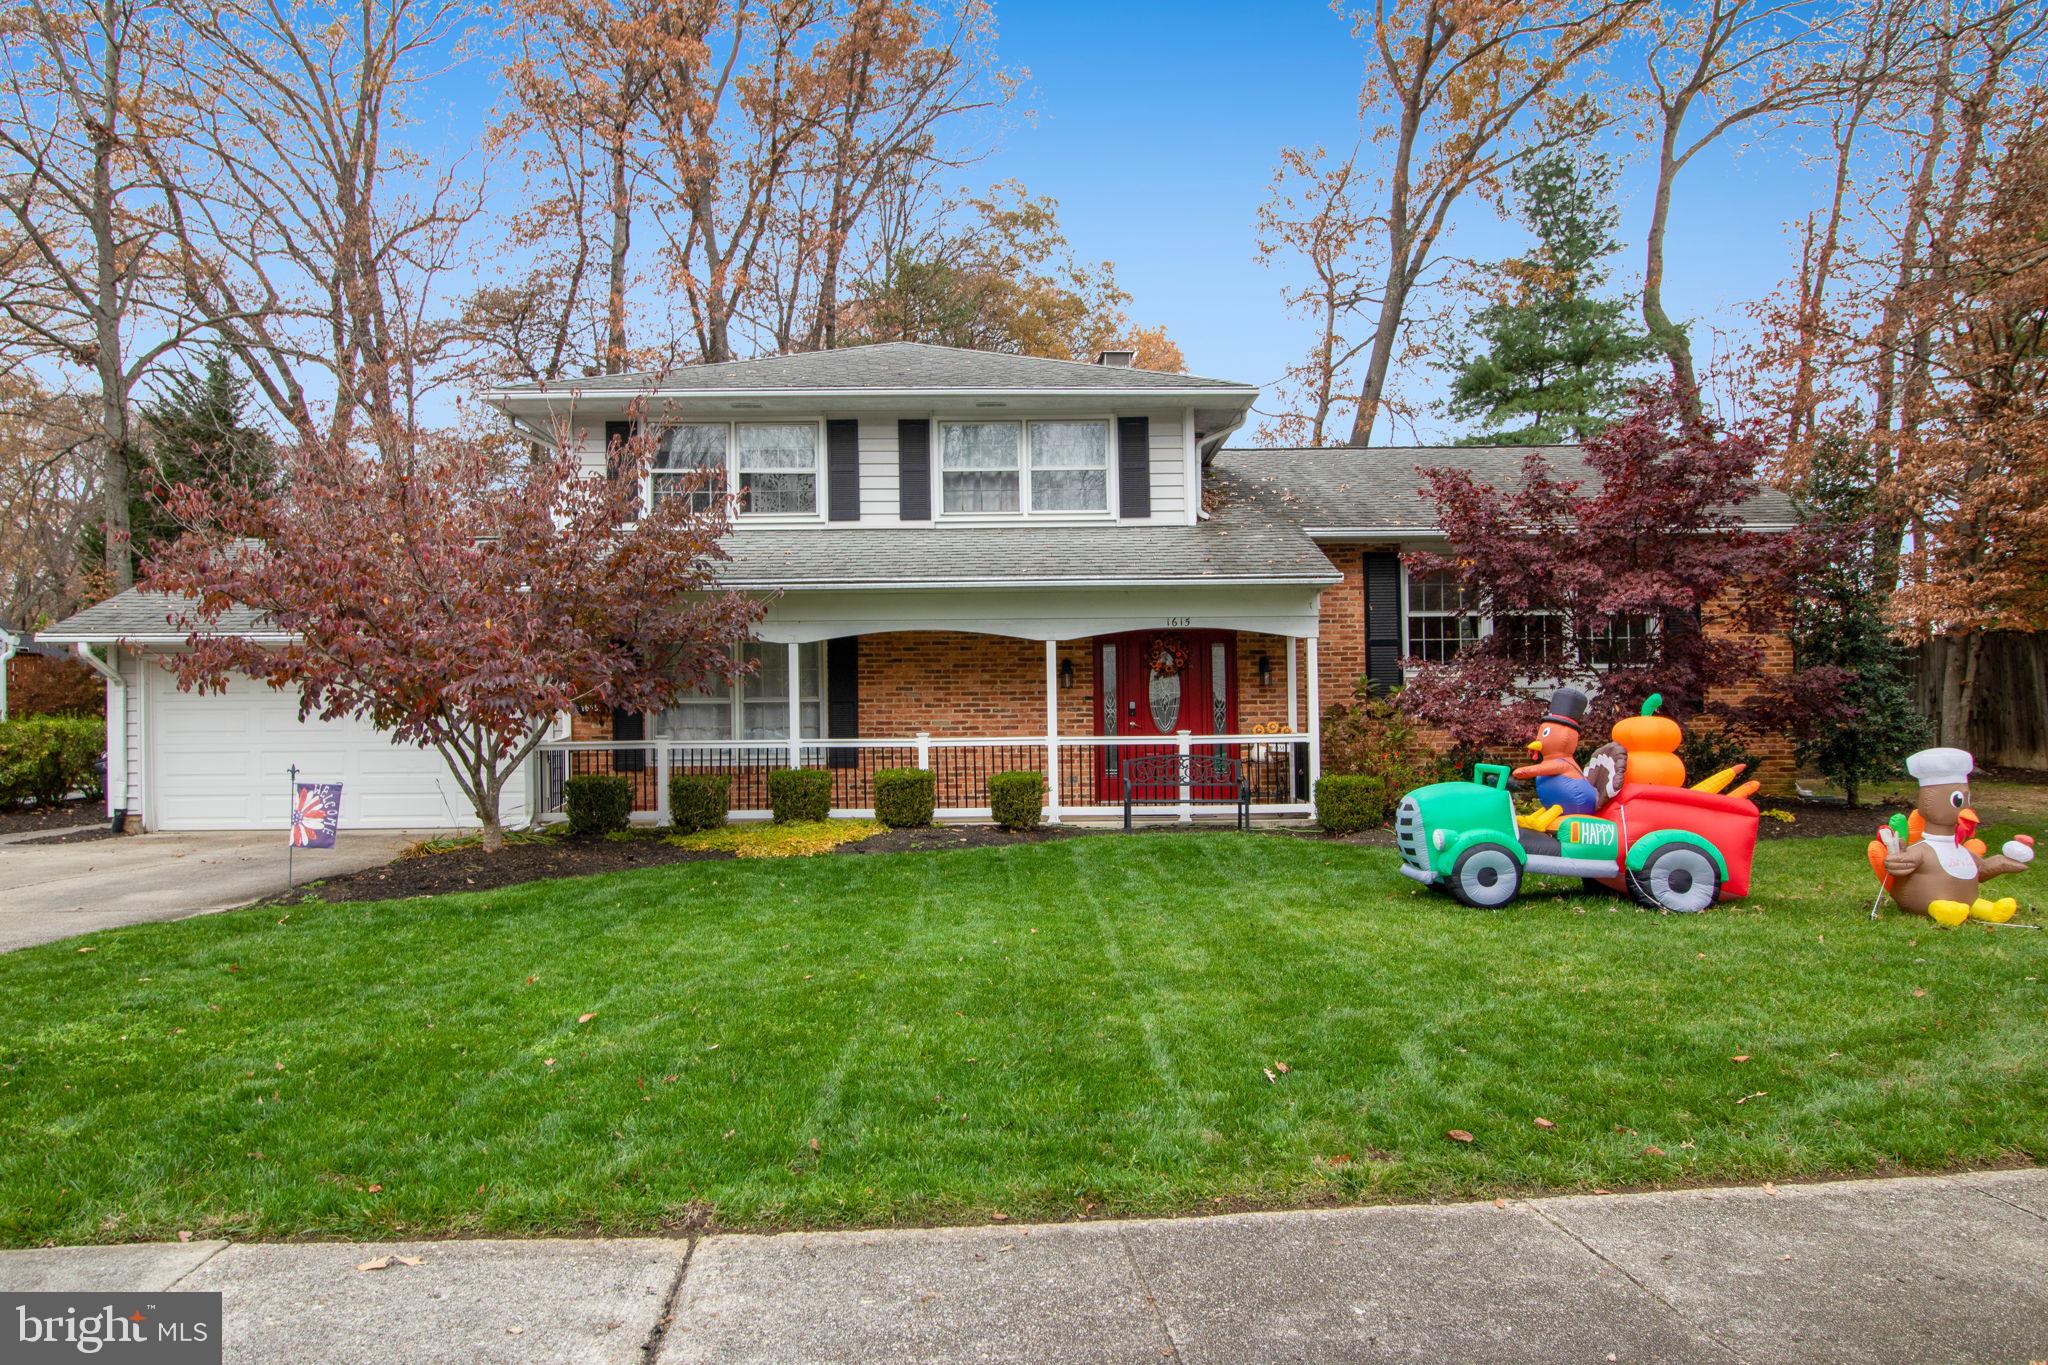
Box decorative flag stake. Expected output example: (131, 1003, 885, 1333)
(286, 765, 342, 890)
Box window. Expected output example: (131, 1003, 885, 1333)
(938, 418, 1114, 516)
(1576, 615, 1658, 667)
(735, 423, 819, 515)
(940, 421, 1020, 513)
(650, 424, 727, 512)
(652, 642, 823, 742)
(1028, 420, 1109, 512)
(1405, 569, 1482, 663)
(1498, 612, 1566, 670)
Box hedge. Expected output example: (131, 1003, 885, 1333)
(668, 772, 730, 833)
(0, 715, 106, 810)
(768, 767, 832, 823)
(873, 767, 935, 828)
(988, 770, 1044, 832)
(1315, 773, 1390, 835)
(563, 773, 633, 837)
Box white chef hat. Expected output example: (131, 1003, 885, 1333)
(1905, 747, 1975, 787)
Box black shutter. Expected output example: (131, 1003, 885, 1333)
(826, 636, 859, 769)
(897, 419, 930, 520)
(1363, 552, 1405, 694)
(826, 419, 860, 521)
(610, 705, 646, 774)
(1117, 416, 1150, 519)
(604, 420, 641, 519)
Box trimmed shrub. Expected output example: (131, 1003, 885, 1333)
(563, 773, 633, 837)
(1315, 773, 1389, 835)
(873, 767, 935, 828)
(668, 772, 731, 833)
(988, 770, 1044, 832)
(0, 715, 106, 809)
(768, 767, 832, 823)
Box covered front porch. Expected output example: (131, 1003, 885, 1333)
(534, 584, 1326, 824)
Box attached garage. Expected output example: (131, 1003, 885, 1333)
(142, 665, 521, 831)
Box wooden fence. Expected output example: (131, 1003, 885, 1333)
(1911, 632, 2048, 770)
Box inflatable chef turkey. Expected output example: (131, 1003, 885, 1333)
(1873, 747, 2036, 926)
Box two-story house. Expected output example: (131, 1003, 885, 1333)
(42, 342, 1794, 831)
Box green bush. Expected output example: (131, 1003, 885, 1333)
(667, 772, 731, 833)
(873, 767, 935, 828)
(768, 767, 832, 823)
(988, 770, 1044, 831)
(1315, 773, 1390, 835)
(0, 715, 106, 810)
(563, 773, 633, 837)
(1321, 688, 1452, 792)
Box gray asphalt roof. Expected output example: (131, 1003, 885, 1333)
(38, 591, 274, 642)
(1212, 444, 1799, 533)
(485, 341, 1255, 397)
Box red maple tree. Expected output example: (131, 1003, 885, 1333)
(1399, 386, 1790, 750)
(145, 426, 758, 847)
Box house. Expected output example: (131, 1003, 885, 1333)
(39, 342, 1796, 831)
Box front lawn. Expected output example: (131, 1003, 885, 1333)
(2, 831, 2042, 1245)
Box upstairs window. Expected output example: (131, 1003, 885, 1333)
(651, 424, 727, 512)
(940, 420, 1021, 513)
(1028, 420, 1109, 512)
(938, 418, 1112, 516)
(735, 422, 819, 515)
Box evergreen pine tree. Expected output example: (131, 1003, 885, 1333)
(85, 351, 276, 573)
(1784, 440, 1927, 805)
(1443, 147, 1652, 445)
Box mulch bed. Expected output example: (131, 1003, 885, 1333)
(0, 798, 101, 837)
(277, 837, 733, 904)
(1753, 799, 1908, 840)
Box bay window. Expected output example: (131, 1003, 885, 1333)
(652, 642, 823, 742)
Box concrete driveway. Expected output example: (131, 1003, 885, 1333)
(0, 830, 446, 953)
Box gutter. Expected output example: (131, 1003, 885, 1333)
(718, 572, 1342, 591)
(72, 643, 129, 831)
(482, 384, 1261, 406)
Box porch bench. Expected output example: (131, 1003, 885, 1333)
(1119, 752, 1251, 832)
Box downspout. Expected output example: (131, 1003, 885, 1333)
(73, 643, 129, 832)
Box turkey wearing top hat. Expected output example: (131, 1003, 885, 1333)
(1512, 687, 1603, 833)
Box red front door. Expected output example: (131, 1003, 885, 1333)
(1095, 630, 1236, 802)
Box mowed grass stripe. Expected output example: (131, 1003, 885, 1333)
(0, 830, 2041, 1244)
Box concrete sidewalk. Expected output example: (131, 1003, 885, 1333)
(2, 1170, 2043, 1363)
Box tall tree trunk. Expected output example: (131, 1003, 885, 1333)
(605, 127, 632, 375)
(89, 24, 133, 590)
(1642, 124, 1699, 422)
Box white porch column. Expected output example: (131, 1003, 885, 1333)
(1286, 636, 1301, 801)
(1044, 639, 1062, 824)
(786, 640, 802, 770)
(1305, 637, 1322, 799)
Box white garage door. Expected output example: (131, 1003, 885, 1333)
(147, 665, 525, 831)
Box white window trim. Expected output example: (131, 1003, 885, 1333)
(930, 415, 1118, 523)
(641, 418, 829, 524)
(652, 641, 828, 743)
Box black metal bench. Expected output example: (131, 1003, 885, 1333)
(1119, 751, 1250, 831)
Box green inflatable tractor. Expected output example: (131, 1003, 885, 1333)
(1393, 763, 1739, 912)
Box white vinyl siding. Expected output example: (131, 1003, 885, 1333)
(1147, 407, 1188, 522)
(857, 420, 899, 519)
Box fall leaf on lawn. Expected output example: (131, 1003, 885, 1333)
(543, 1058, 555, 1067)
(1446, 1129, 1474, 1143)
(1912, 988, 1927, 998)
(808, 1138, 820, 1152)
(177, 1230, 193, 1243)
(367, 1184, 383, 1193)
(1737, 1091, 1767, 1105)
(1642, 1145, 1666, 1157)
(1533, 1117, 1557, 1130)
(1263, 1068, 1277, 1084)
(1326, 1153, 1352, 1166)
(1274, 1062, 1291, 1073)
(76, 946, 95, 953)
(1731, 1055, 1751, 1063)
(991, 1211, 1009, 1221)
(577, 1012, 596, 1024)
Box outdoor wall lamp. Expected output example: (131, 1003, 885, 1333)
(1256, 652, 1273, 687)
(1059, 658, 1075, 689)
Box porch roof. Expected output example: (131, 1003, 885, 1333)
(718, 469, 1339, 591)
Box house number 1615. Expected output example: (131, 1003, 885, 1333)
(1164, 617, 1193, 627)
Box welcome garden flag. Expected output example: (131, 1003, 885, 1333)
(290, 781, 342, 849)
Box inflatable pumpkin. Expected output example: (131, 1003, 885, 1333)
(1613, 693, 1685, 787)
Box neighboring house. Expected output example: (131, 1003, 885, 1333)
(39, 342, 1795, 831)
(0, 626, 102, 721)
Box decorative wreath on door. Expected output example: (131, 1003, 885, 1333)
(1147, 633, 1191, 677)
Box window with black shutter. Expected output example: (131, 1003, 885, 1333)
(1116, 416, 1149, 519)
(897, 419, 930, 520)
(826, 419, 860, 521)
(1362, 552, 1405, 694)
(825, 637, 859, 768)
